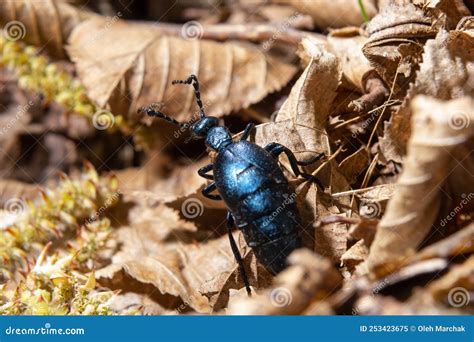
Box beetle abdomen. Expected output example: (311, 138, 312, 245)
(214, 141, 303, 274)
(241, 203, 302, 275)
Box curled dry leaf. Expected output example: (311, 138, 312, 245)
(274, 0, 377, 29)
(427, 256, 474, 307)
(369, 258, 448, 295)
(326, 27, 373, 91)
(226, 249, 342, 315)
(380, 26, 474, 162)
(410, 223, 474, 263)
(412, 0, 471, 30)
(368, 95, 474, 277)
(272, 38, 338, 159)
(67, 18, 297, 122)
(362, 0, 441, 94)
(0, 0, 94, 58)
(341, 239, 369, 274)
(348, 217, 379, 247)
(376, 13, 472, 170)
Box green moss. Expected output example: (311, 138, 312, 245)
(0, 164, 128, 315)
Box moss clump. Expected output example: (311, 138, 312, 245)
(0, 163, 130, 315)
(0, 36, 125, 132)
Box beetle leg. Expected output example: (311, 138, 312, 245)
(239, 123, 255, 141)
(264, 142, 324, 190)
(198, 163, 214, 180)
(227, 212, 252, 296)
(202, 182, 222, 201)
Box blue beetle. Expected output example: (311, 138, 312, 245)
(140, 75, 324, 295)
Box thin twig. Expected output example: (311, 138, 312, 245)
(136, 21, 327, 46)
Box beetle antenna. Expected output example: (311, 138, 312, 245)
(139, 106, 183, 127)
(172, 74, 206, 118)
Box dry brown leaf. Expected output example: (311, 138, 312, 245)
(98, 199, 251, 313)
(341, 239, 369, 272)
(354, 293, 458, 315)
(355, 184, 395, 203)
(208, 248, 273, 312)
(327, 27, 373, 91)
(125, 201, 198, 241)
(67, 18, 297, 122)
(412, 0, 471, 30)
(0, 0, 94, 58)
(108, 292, 166, 315)
(372, 258, 448, 293)
(380, 27, 474, 162)
(103, 234, 239, 313)
(115, 159, 225, 208)
(226, 249, 342, 314)
(348, 218, 379, 247)
(274, 0, 377, 29)
(368, 95, 474, 277)
(410, 223, 474, 263)
(362, 1, 441, 94)
(273, 38, 339, 159)
(338, 148, 370, 185)
(427, 256, 474, 308)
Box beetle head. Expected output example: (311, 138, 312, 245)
(191, 116, 219, 138)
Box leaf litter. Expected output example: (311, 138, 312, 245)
(0, 0, 473, 315)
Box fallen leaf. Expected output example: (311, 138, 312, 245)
(0, 0, 94, 58)
(380, 26, 474, 162)
(427, 256, 474, 308)
(410, 223, 474, 263)
(67, 18, 297, 122)
(341, 239, 369, 273)
(226, 249, 342, 314)
(368, 95, 474, 277)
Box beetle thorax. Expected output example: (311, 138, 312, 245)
(205, 126, 232, 151)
